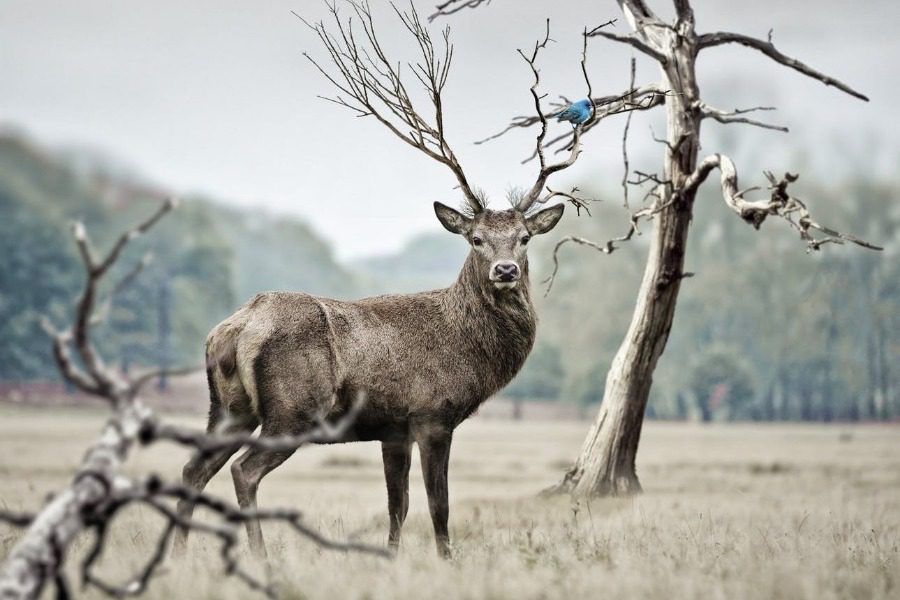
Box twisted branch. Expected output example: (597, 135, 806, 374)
(681, 154, 884, 251)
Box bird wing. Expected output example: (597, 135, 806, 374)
(556, 107, 576, 121)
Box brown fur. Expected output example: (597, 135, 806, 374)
(174, 204, 564, 558)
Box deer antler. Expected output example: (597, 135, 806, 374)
(515, 22, 594, 213)
(299, 0, 482, 214)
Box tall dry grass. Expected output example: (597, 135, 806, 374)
(1, 406, 897, 599)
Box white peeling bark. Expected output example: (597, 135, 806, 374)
(0, 405, 144, 599)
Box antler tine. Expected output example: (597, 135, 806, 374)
(515, 22, 591, 213)
(301, 0, 482, 214)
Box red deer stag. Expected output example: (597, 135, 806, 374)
(174, 2, 590, 558)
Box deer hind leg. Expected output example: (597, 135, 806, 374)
(173, 372, 258, 555)
(381, 440, 413, 551)
(230, 437, 296, 558)
(416, 425, 453, 558)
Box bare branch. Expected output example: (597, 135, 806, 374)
(585, 19, 618, 36)
(142, 393, 368, 455)
(532, 186, 595, 216)
(697, 31, 869, 101)
(129, 365, 202, 395)
(696, 101, 788, 132)
(540, 177, 691, 294)
(429, 0, 491, 21)
(81, 515, 176, 598)
(681, 154, 883, 251)
(475, 84, 667, 157)
(588, 29, 667, 63)
(90, 253, 154, 328)
(75, 469, 392, 600)
(516, 25, 593, 212)
(299, 0, 483, 213)
(1, 199, 388, 599)
(93, 199, 177, 278)
(543, 204, 654, 295)
(39, 320, 102, 396)
(67, 199, 178, 399)
(0, 511, 35, 528)
(156, 481, 390, 558)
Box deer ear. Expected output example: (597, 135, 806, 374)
(434, 202, 471, 235)
(525, 203, 564, 235)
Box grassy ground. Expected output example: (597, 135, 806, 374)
(1, 406, 898, 599)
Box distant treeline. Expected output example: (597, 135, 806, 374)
(0, 134, 363, 382)
(1, 132, 897, 421)
(527, 164, 899, 423)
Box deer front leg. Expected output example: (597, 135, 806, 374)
(381, 440, 413, 551)
(417, 427, 453, 558)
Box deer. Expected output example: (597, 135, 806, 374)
(174, 2, 591, 558)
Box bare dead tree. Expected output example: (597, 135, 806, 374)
(434, 0, 881, 496)
(0, 201, 387, 600)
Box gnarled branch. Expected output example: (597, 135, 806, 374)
(682, 154, 883, 251)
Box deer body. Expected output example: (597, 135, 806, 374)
(211, 255, 536, 437)
(175, 205, 563, 557)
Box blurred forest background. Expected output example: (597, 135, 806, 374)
(2, 129, 897, 422)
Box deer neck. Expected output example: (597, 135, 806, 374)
(443, 252, 537, 393)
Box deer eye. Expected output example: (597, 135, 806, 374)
(521, 235, 531, 245)
(472, 236, 483, 247)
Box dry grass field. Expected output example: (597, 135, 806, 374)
(1, 406, 898, 600)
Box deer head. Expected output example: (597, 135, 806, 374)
(434, 202, 564, 291)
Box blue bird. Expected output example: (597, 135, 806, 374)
(555, 99, 593, 125)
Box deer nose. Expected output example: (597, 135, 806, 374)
(493, 262, 520, 281)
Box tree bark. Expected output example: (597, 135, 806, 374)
(551, 33, 701, 495)
(0, 404, 141, 599)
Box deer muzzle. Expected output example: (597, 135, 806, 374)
(490, 261, 521, 289)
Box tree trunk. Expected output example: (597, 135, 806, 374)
(0, 404, 141, 599)
(551, 41, 701, 496)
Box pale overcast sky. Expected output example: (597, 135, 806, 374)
(2, 0, 897, 258)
